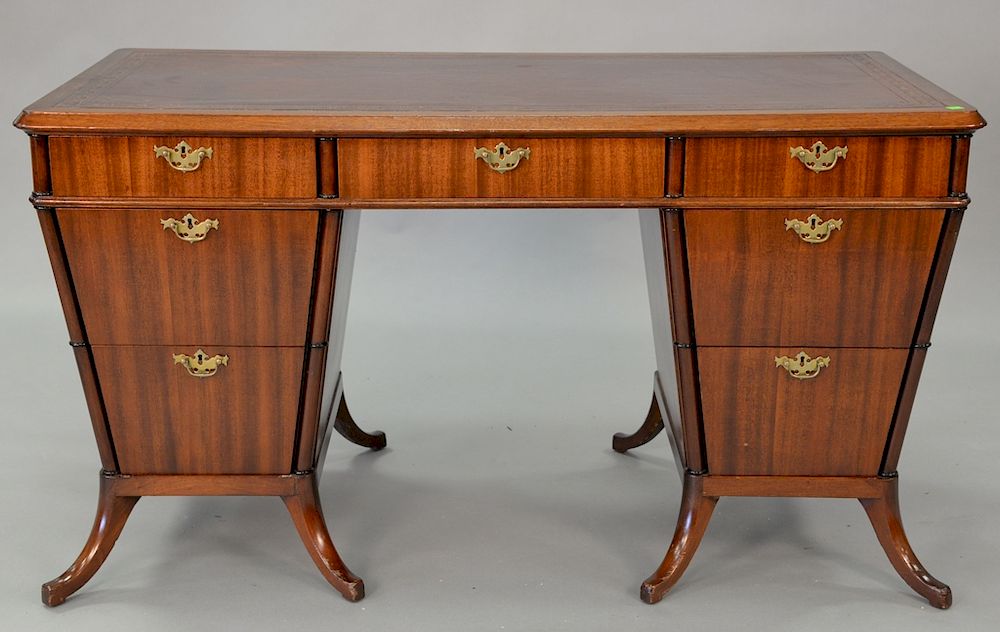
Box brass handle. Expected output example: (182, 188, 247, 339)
(789, 141, 847, 173)
(173, 349, 229, 378)
(775, 352, 830, 380)
(784, 214, 843, 243)
(161, 213, 219, 243)
(153, 141, 213, 172)
(474, 142, 530, 173)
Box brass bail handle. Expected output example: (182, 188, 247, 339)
(775, 352, 830, 380)
(789, 141, 847, 173)
(173, 349, 229, 378)
(161, 213, 219, 243)
(154, 140, 214, 172)
(474, 142, 530, 173)
(784, 214, 843, 243)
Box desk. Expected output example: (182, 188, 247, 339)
(15, 50, 984, 608)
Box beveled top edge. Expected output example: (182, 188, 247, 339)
(14, 49, 985, 135)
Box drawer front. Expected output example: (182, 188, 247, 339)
(49, 136, 316, 198)
(59, 208, 319, 346)
(338, 137, 665, 199)
(93, 345, 304, 474)
(685, 136, 952, 197)
(699, 347, 908, 476)
(686, 209, 943, 347)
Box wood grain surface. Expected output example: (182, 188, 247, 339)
(685, 136, 952, 197)
(93, 345, 304, 474)
(49, 136, 316, 198)
(699, 347, 909, 476)
(58, 208, 319, 346)
(685, 208, 944, 347)
(338, 138, 664, 199)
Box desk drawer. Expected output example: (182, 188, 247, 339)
(685, 208, 943, 347)
(684, 136, 952, 197)
(699, 347, 908, 476)
(338, 137, 665, 199)
(49, 136, 316, 198)
(58, 208, 319, 346)
(93, 345, 303, 474)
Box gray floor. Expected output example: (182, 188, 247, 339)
(2, 210, 999, 631)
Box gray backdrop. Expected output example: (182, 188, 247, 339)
(1, 1, 997, 630)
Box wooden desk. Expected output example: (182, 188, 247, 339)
(15, 50, 985, 608)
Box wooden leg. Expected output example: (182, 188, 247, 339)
(333, 393, 386, 451)
(613, 392, 665, 453)
(282, 473, 365, 602)
(42, 473, 139, 606)
(640, 471, 718, 604)
(860, 476, 952, 609)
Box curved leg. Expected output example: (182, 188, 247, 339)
(613, 393, 665, 453)
(640, 471, 717, 604)
(283, 474, 365, 602)
(860, 476, 952, 609)
(42, 473, 139, 606)
(333, 393, 386, 451)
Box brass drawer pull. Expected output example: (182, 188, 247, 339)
(775, 352, 830, 380)
(789, 141, 847, 173)
(784, 214, 843, 243)
(153, 140, 214, 172)
(474, 142, 530, 173)
(173, 349, 229, 378)
(161, 213, 219, 243)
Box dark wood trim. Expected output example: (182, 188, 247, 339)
(313, 211, 360, 471)
(29, 134, 52, 195)
(881, 347, 928, 474)
(675, 347, 706, 473)
(665, 137, 685, 197)
(318, 138, 338, 198)
(701, 475, 884, 498)
(308, 211, 343, 343)
(294, 210, 343, 472)
(661, 209, 693, 344)
(71, 346, 118, 472)
(914, 207, 965, 345)
(31, 194, 970, 211)
(660, 208, 706, 472)
(36, 208, 118, 471)
(295, 345, 329, 472)
(948, 134, 972, 197)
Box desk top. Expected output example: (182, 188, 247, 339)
(15, 49, 984, 135)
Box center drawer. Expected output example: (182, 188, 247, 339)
(58, 208, 320, 346)
(337, 137, 665, 200)
(685, 208, 944, 347)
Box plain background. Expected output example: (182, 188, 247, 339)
(1, 1, 998, 630)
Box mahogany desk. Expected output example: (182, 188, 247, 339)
(14, 50, 985, 608)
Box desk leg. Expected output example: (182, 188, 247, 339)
(860, 476, 952, 608)
(283, 472, 365, 602)
(640, 470, 718, 604)
(613, 392, 665, 453)
(42, 472, 139, 606)
(333, 392, 387, 451)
